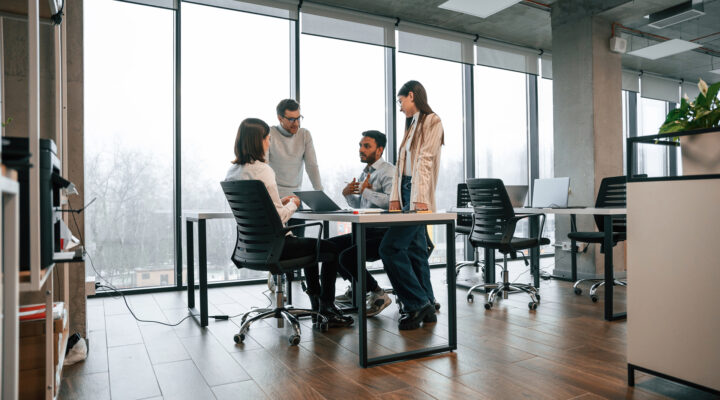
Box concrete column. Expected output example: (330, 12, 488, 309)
(551, 5, 625, 279)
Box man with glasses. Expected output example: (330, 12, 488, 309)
(267, 99, 323, 291)
(268, 99, 323, 201)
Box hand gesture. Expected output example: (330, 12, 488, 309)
(389, 200, 401, 211)
(342, 178, 359, 196)
(359, 174, 372, 194)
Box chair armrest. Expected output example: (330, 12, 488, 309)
(503, 213, 546, 244)
(282, 221, 325, 262)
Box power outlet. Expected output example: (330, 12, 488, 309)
(561, 241, 571, 251)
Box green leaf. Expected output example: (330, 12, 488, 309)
(663, 108, 685, 124)
(706, 81, 720, 103)
(695, 92, 708, 109)
(659, 120, 689, 133)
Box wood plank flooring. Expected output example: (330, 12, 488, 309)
(59, 267, 718, 400)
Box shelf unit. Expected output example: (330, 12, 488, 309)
(1, 0, 71, 398)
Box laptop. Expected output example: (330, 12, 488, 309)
(505, 185, 528, 208)
(294, 190, 349, 213)
(531, 177, 570, 208)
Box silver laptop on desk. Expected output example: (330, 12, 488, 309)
(531, 177, 570, 208)
(505, 185, 528, 208)
(294, 190, 350, 213)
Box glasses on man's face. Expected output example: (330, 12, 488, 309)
(282, 115, 303, 123)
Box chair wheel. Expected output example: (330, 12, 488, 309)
(467, 294, 474, 303)
(529, 302, 538, 310)
(233, 333, 245, 344)
(318, 322, 329, 332)
(484, 302, 492, 310)
(574, 288, 582, 295)
(591, 295, 598, 303)
(289, 335, 301, 346)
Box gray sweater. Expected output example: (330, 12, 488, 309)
(267, 125, 324, 198)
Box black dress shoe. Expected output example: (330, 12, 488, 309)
(398, 303, 435, 330)
(319, 301, 354, 328)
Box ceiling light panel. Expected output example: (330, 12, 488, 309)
(438, 0, 523, 19)
(627, 39, 702, 60)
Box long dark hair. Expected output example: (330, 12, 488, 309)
(398, 80, 433, 131)
(232, 118, 270, 165)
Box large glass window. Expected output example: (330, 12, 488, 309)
(538, 77, 555, 252)
(84, 0, 174, 289)
(637, 97, 670, 177)
(300, 35, 386, 243)
(474, 66, 528, 184)
(396, 52, 465, 264)
(181, 4, 291, 283)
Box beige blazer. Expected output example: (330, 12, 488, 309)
(390, 112, 444, 212)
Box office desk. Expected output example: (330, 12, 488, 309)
(291, 211, 458, 367)
(184, 210, 458, 367)
(450, 207, 627, 321)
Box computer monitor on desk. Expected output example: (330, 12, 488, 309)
(531, 177, 570, 208)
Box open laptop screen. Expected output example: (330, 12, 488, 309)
(531, 177, 570, 208)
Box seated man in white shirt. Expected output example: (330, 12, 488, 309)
(330, 130, 395, 317)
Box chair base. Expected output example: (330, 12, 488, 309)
(234, 306, 329, 346)
(573, 279, 627, 302)
(465, 254, 540, 310)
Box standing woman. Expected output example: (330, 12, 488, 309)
(225, 118, 353, 328)
(379, 80, 444, 330)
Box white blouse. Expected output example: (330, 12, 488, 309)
(225, 161, 298, 224)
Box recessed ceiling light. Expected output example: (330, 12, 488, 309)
(627, 39, 702, 60)
(438, 0, 523, 19)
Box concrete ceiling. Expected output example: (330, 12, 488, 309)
(312, 0, 720, 84)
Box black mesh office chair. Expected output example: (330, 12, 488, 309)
(464, 179, 549, 310)
(221, 180, 330, 346)
(569, 175, 628, 302)
(454, 183, 484, 278)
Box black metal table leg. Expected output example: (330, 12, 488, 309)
(355, 223, 367, 367)
(529, 215, 540, 288)
(604, 215, 626, 321)
(186, 220, 195, 310)
(446, 221, 457, 350)
(198, 220, 209, 327)
(570, 214, 577, 282)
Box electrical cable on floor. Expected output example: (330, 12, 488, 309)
(67, 198, 232, 326)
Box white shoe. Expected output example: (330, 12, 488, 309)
(335, 286, 353, 303)
(366, 289, 392, 317)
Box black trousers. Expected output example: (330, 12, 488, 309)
(280, 236, 339, 303)
(325, 228, 386, 293)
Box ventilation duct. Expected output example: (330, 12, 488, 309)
(648, 1, 705, 29)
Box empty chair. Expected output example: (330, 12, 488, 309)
(454, 183, 484, 279)
(221, 180, 330, 346)
(569, 175, 628, 302)
(464, 179, 549, 310)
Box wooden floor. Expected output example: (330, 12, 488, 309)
(59, 267, 717, 400)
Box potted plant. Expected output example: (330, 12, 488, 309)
(659, 79, 720, 175)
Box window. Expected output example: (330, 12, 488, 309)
(181, 3, 292, 283)
(396, 52, 465, 264)
(84, 0, 174, 289)
(474, 66, 529, 185)
(300, 34, 386, 241)
(538, 77, 555, 253)
(637, 97, 671, 177)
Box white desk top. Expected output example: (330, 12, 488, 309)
(448, 206, 626, 215)
(184, 210, 457, 223)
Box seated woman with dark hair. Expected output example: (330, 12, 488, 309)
(224, 118, 352, 328)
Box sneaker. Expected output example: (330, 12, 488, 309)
(398, 303, 435, 330)
(366, 289, 392, 317)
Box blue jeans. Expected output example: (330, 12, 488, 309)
(379, 176, 435, 312)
